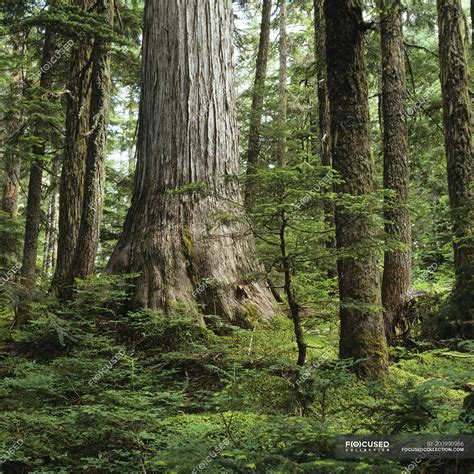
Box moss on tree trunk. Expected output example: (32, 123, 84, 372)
(437, 0, 474, 328)
(325, 0, 388, 379)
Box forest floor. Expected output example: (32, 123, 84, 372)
(0, 279, 473, 473)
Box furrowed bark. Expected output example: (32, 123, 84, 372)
(53, 0, 94, 296)
(325, 0, 388, 379)
(379, 0, 412, 343)
(43, 157, 59, 277)
(20, 30, 55, 287)
(16, 28, 55, 327)
(314, 0, 336, 279)
(66, 0, 113, 287)
(437, 0, 474, 332)
(107, 0, 277, 326)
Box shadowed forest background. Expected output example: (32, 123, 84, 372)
(0, 0, 473, 472)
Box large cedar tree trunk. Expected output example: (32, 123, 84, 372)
(325, 0, 388, 379)
(67, 0, 113, 284)
(245, 0, 272, 209)
(53, 0, 93, 295)
(107, 0, 276, 325)
(380, 0, 412, 343)
(437, 0, 474, 329)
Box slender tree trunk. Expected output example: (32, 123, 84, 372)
(107, 0, 276, 325)
(314, 0, 336, 279)
(2, 150, 21, 220)
(66, 0, 113, 286)
(380, 0, 412, 344)
(43, 157, 59, 277)
(245, 0, 272, 209)
(277, 0, 288, 166)
(43, 190, 58, 277)
(16, 29, 55, 327)
(53, 0, 94, 295)
(2, 47, 23, 219)
(279, 210, 306, 366)
(325, 0, 388, 379)
(437, 0, 474, 331)
(20, 30, 55, 286)
(471, 0, 474, 51)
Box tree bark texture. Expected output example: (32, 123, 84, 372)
(245, 0, 272, 209)
(43, 157, 59, 276)
(53, 0, 94, 294)
(437, 0, 474, 325)
(379, 0, 412, 343)
(325, 0, 388, 379)
(20, 29, 55, 288)
(108, 0, 276, 325)
(2, 78, 22, 219)
(67, 0, 113, 284)
(314, 0, 336, 279)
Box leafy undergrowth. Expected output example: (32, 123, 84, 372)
(0, 277, 472, 473)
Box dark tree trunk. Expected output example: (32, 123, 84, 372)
(20, 30, 55, 287)
(245, 0, 272, 209)
(279, 210, 306, 366)
(314, 0, 336, 279)
(2, 148, 21, 220)
(43, 157, 59, 277)
(379, 0, 412, 344)
(107, 0, 276, 325)
(66, 0, 113, 286)
(16, 29, 55, 327)
(2, 48, 23, 219)
(437, 0, 474, 327)
(277, 0, 288, 166)
(471, 0, 474, 51)
(325, 0, 388, 379)
(53, 0, 93, 295)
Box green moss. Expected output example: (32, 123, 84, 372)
(346, 333, 389, 380)
(237, 300, 264, 328)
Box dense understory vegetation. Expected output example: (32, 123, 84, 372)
(1, 0, 473, 471)
(0, 276, 472, 472)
